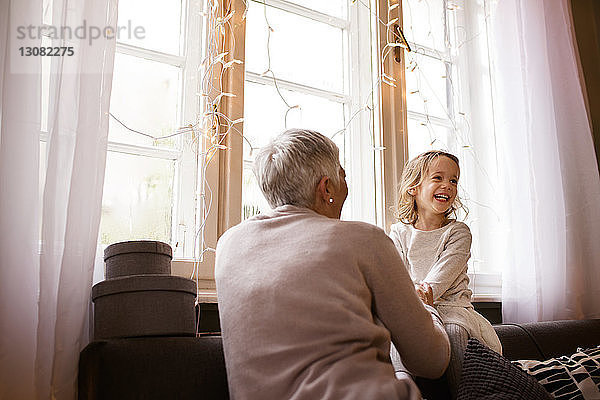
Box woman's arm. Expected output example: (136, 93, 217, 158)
(364, 230, 450, 379)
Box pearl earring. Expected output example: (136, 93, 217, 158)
(329, 198, 334, 203)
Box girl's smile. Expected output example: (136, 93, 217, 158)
(433, 193, 450, 202)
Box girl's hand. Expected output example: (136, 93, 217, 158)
(415, 282, 434, 306)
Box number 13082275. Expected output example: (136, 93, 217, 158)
(19, 47, 74, 56)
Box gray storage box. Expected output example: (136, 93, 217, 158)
(104, 241, 172, 279)
(92, 275, 196, 339)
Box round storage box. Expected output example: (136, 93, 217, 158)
(92, 275, 196, 339)
(104, 240, 172, 279)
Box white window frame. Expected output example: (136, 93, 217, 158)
(236, 0, 407, 229)
(400, 0, 502, 301)
(171, 0, 502, 302)
(173, 0, 394, 298)
(177, 0, 410, 298)
(240, 0, 388, 224)
(102, 0, 204, 260)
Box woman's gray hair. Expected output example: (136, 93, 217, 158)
(253, 129, 341, 208)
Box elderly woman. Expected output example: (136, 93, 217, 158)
(215, 129, 450, 400)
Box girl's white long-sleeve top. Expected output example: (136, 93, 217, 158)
(216, 205, 450, 400)
(389, 220, 502, 354)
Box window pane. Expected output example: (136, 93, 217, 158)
(242, 81, 346, 159)
(245, 2, 345, 93)
(109, 53, 181, 148)
(406, 117, 451, 159)
(405, 54, 449, 119)
(242, 165, 271, 220)
(282, 0, 347, 19)
(402, 0, 447, 52)
(100, 151, 175, 245)
(241, 81, 347, 219)
(117, 0, 182, 55)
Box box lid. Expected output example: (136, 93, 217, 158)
(104, 240, 172, 261)
(92, 275, 196, 300)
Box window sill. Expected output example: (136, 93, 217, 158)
(196, 290, 218, 303)
(172, 259, 217, 303)
(472, 294, 502, 302)
(171, 262, 502, 305)
(468, 272, 501, 302)
(172, 259, 213, 280)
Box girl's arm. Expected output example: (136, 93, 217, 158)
(388, 224, 412, 277)
(423, 222, 472, 302)
(365, 228, 450, 379)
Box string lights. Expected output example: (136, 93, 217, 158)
(108, 0, 494, 305)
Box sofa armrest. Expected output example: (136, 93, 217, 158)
(496, 319, 600, 361)
(494, 323, 546, 361)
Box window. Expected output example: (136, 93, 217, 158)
(401, 0, 501, 298)
(100, 0, 203, 259)
(402, 0, 465, 157)
(95, 0, 500, 299)
(240, 0, 383, 224)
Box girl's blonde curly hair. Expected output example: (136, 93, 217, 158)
(396, 150, 467, 225)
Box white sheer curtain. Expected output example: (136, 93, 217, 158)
(490, 0, 600, 323)
(0, 0, 117, 398)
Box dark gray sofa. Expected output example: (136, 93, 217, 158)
(78, 319, 600, 399)
(417, 319, 600, 399)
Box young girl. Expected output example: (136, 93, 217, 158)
(389, 150, 501, 393)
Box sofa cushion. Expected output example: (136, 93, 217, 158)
(456, 338, 552, 400)
(513, 345, 600, 400)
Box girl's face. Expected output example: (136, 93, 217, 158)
(413, 156, 459, 219)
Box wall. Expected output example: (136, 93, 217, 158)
(571, 0, 600, 170)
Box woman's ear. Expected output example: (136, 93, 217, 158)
(316, 176, 330, 202)
(408, 188, 416, 195)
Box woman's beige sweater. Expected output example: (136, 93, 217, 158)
(215, 205, 450, 400)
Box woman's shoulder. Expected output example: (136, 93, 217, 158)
(330, 219, 402, 250)
(339, 219, 388, 238)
